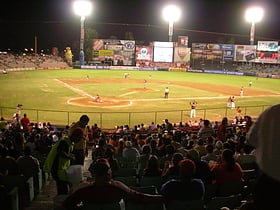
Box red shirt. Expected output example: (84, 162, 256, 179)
(20, 117, 30, 128)
(211, 162, 243, 184)
(63, 180, 154, 209)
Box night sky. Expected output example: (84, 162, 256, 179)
(0, 0, 279, 53)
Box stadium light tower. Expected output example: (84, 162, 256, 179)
(163, 5, 181, 42)
(245, 6, 264, 45)
(73, 0, 92, 65)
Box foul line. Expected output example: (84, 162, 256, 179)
(54, 79, 133, 107)
(55, 79, 96, 100)
(54, 79, 280, 107)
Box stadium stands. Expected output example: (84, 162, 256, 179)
(0, 53, 70, 71)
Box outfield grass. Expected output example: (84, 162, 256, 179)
(0, 69, 279, 128)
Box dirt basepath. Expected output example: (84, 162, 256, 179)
(59, 78, 276, 108)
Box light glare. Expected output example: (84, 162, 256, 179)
(245, 7, 264, 23)
(73, 0, 92, 17)
(163, 5, 181, 22)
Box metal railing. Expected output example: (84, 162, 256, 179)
(0, 105, 270, 129)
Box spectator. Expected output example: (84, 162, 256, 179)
(194, 139, 207, 157)
(159, 144, 175, 169)
(235, 144, 257, 170)
(91, 123, 102, 143)
(244, 115, 253, 133)
(44, 128, 84, 195)
(217, 117, 228, 142)
(92, 138, 107, 162)
(115, 138, 125, 157)
(11, 131, 25, 159)
(131, 135, 142, 153)
(63, 158, 164, 209)
(0, 144, 20, 175)
(150, 138, 161, 157)
(69, 115, 90, 165)
(148, 122, 157, 131)
(201, 144, 217, 164)
(138, 144, 152, 176)
(105, 147, 120, 174)
(176, 139, 189, 157)
(162, 152, 184, 177)
(247, 104, 280, 210)
(143, 155, 162, 177)
(16, 146, 40, 180)
(213, 140, 223, 156)
(197, 119, 214, 141)
(24, 134, 36, 154)
(161, 158, 205, 201)
(122, 140, 140, 161)
(186, 149, 212, 185)
(210, 149, 243, 184)
(212, 121, 219, 129)
(185, 139, 195, 150)
(163, 119, 174, 132)
(20, 113, 30, 132)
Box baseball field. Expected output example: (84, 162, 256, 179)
(0, 69, 279, 129)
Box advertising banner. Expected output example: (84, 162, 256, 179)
(135, 45, 153, 67)
(257, 41, 278, 52)
(255, 51, 278, 63)
(135, 46, 153, 61)
(234, 45, 256, 62)
(92, 39, 135, 65)
(178, 36, 189, 47)
(191, 43, 223, 60)
(220, 44, 235, 61)
(174, 47, 190, 62)
(279, 47, 280, 63)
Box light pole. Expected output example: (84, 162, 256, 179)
(73, 0, 92, 65)
(245, 6, 264, 45)
(163, 5, 181, 42)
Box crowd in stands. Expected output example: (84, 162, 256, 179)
(235, 62, 280, 77)
(0, 53, 70, 71)
(1, 52, 280, 79)
(0, 104, 279, 210)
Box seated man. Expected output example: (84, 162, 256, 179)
(160, 158, 205, 201)
(16, 146, 40, 180)
(62, 158, 164, 210)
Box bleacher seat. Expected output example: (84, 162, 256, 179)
(165, 199, 205, 210)
(114, 176, 139, 187)
(206, 194, 242, 210)
(2, 175, 34, 208)
(112, 167, 138, 178)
